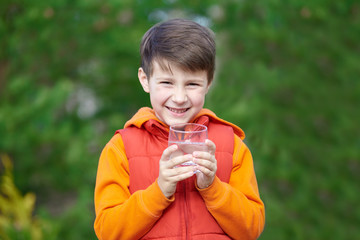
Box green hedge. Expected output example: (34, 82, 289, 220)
(1, 0, 359, 239)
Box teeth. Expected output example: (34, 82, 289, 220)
(168, 107, 187, 113)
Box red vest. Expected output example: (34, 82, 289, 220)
(117, 116, 234, 239)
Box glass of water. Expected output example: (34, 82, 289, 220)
(168, 123, 208, 167)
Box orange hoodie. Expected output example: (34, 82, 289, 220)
(94, 107, 265, 240)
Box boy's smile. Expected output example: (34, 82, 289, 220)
(138, 61, 211, 126)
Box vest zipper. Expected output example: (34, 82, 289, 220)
(183, 181, 190, 240)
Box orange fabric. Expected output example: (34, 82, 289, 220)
(94, 107, 265, 240)
(118, 114, 235, 239)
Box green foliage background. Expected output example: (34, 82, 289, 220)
(1, 0, 359, 239)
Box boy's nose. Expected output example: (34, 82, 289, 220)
(172, 87, 187, 104)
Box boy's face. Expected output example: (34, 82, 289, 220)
(138, 61, 211, 126)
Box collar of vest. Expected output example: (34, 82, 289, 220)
(123, 107, 245, 140)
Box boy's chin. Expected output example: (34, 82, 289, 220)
(162, 116, 194, 127)
(164, 119, 189, 127)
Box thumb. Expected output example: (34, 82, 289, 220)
(205, 139, 216, 155)
(161, 144, 178, 161)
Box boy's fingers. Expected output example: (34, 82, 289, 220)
(193, 151, 215, 165)
(194, 158, 216, 172)
(169, 166, 195, 177)
(205, 139, 216, 155)
(168, 154, 193, 168)
(161, 145, 178, 161)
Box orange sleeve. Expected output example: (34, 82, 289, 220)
(94, 134, 174, 240)
(197, 135, 265, 240)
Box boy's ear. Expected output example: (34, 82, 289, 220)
(138, 67, 150, 93)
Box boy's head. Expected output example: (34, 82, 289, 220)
(140, 18, 216, 84)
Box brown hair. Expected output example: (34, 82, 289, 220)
(140, 18, 216, 84)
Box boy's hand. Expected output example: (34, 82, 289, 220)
(193, 139, 217, 189)
(158, 145, 195, 198)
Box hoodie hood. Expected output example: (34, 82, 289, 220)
(124, 107, 245, 140)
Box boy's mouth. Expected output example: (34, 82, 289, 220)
(167, 107, 189, 114)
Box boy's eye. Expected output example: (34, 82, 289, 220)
(160, 81, 172, 85)
(188, 82, 200, 86)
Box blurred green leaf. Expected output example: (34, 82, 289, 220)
(1, 0, 359, 239)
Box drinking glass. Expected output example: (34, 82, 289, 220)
(168, 123, 208, 167)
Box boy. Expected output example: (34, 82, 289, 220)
(94, 18, 265, 240)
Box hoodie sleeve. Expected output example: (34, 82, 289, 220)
(94, 134, 174, 240)
(197, 134, 265, 240)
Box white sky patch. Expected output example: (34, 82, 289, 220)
(66, 86, 99, 119)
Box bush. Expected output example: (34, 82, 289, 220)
(0, 154, 58, 240)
